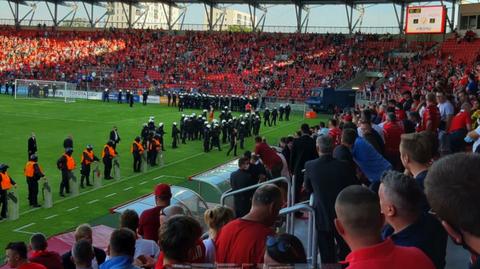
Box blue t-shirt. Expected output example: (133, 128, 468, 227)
(352, 137, 392, 183)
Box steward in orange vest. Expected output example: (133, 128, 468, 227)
(57, 148, 75, 197)
(131, 136, 144, 172)
(80, 145, 100, 188)
(102, 141, 117, 180)
(148, 135, 161, 166)
(0, 163, 16, 219)
(24, 154, 44, 207)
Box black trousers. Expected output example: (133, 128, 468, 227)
(60, 170, 71, 194)
(150, 151, 158, 166)
(103, 158, 112, 179)
(0, 189, 7, 218)
(133, 154, 141, 172)
(27, 178, 39, 206)
(80, 164, 91, 185)
(227, 143, 237, 156)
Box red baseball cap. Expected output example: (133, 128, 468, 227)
(154, 183, 172, 198)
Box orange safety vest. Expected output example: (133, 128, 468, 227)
(24, 161, 43, 178)
(102, 145, 117, 158)
(64, 154, 76, 171)
(0, 172, 12, 190)
(153, 138, 161, 151)
(81, 150, 95, 165)
(131, 141, 144, 154)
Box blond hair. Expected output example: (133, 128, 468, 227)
(203, 206, 234, 238)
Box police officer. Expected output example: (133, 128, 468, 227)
(80, 145, 99, 188)
(57, 148, 75, 197)
(157, 123, 166, 151)
(253, 116, 261, 136)
(148, 117, 156, 131)
(167, 91, 172, 106)
(279, 105, 285, 121)
(172, 93, 177, 107)
(0, 164, 16, 220)
(285, 103, 291, 121)
(131, 136, 144, 172)
(238, 121, 246, 150)
(203, 124, 211, 152)
(211, 124, 222, 151)
(178, 94, 184, 111)
(117, 90, 123, 104)
(102, 141, 117, 180)
(24, 154, 44, 207)
(271, 107, 278, 126)
(226, 128, 238, 157)
(263, 108, 271, 127)
(142, 90, 148, 105)
(129, 91, 134, 107)
(221, 120, 228, 144)
(172, 122, 179, 148)
(126, 90, 131, 105)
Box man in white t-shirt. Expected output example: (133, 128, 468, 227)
(465, 123, 480, 153)
(436, 92, 454, 131)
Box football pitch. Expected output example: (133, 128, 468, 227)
(0, 95, 325, 250)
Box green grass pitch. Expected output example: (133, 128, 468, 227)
(0, 95, 326, 250)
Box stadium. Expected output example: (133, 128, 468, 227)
(0, 0, 480, 268)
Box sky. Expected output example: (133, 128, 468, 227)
(0, 1, 458, 33)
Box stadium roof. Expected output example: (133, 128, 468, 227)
(14, 0, 454, 4)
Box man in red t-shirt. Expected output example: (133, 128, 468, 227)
(420, 93, 440, 133)
(335, 186, 435, 269)
(254, 137, 283, 178)
(6, 242, 46, 269)
(138, 184, 172, 242)
(215, 184, 282, 265)
(383, 113, 404, 169)
(328, 119, 342, 146)
(449, 103, 472, 153)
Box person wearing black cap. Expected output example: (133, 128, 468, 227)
(0, 164, 16, 219)
(57, 148, 76, 197)
(131, 137, 144, 173)
(24, 154, 44, 207)
(80, 145, 99, 188)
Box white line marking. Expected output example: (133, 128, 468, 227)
(44, 214, 58, 220)
(87, 199, 99, 204)
(14, 222, 37, 234)
(67, 206, 79, 212)
(15, 223, 36, 231)
(105, 193, 117, 198)
(139, 181, 148, 185)
(123, 187, 133, 191)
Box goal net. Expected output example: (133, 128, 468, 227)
(14, 79, 77, 103)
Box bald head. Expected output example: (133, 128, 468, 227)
(335, 185, 383, 237)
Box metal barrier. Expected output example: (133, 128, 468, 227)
(279, 201, 318, 268)
(220, 176, 293, 229)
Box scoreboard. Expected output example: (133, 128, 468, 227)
(405, 5, 447, 34)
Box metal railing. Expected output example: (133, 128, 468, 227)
(279, 200, 318, 268)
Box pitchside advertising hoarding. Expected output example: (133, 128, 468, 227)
(55, 90, 161, 103)
(405, 5, 447, 34)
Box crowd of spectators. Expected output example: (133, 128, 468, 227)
(0, 27, 413, 100)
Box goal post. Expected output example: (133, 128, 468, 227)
(14, 79, 77, 103)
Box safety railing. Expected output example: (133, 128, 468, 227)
(279, 200, 318, 268)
